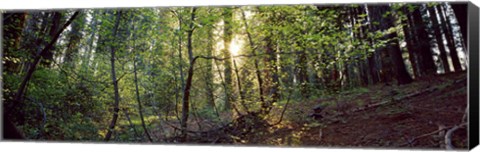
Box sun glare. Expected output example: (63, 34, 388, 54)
(229, 35, 243, 56)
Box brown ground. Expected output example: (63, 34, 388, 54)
(243, 72, 468, 150)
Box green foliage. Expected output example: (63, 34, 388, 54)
(2, 3, 428, 142)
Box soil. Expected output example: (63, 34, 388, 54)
(243, 72, 468, 150)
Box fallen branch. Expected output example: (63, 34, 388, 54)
(398, 127, 447, 147)
(397, 122, 467, 147)
(271, 89, 293, 126)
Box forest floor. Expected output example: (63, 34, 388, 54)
(240, 72, 468, 150)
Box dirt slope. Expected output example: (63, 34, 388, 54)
(247, 72, 468, 150)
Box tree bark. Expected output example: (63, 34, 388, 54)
(104, 10, 122, 141)
(428, 6, 451, 73)
(203, 14, 216, 109)
(450, 3, 467, 43)
(40, 12, 63, 67)
(262, 36, 280, 114)
(401, 8, 421, 78)
(180, 57, 198, 142)
(233, 59, 249, 112)
(123, 108, 141, 140)
(7, 11, 78, 140)
(240, 9, 266, 105)
(438, 5, 463, 72)
(410, 5, 437, 76)
(369, 5, 413, 85)
(222, 7, 234, 111)
(133, 41, 153, 143)
(14, 11, 79, 107)
(180, 7, 197, 142)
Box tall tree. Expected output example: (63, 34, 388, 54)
(368, 4, 413, 85)
(222, 7, 234, 112)
(438, 4, 463, 72)
(240, 7, 266, 106)
(180, 7, 197, 142)
(131, 16, 153, 142)
(411, 5, 437, 76)
(450, 3, 467, 43)
(40, 12, 63, 66)
(427, 5, 451, 73)
(104, 10, 122, 141)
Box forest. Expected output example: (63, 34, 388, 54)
(1, 2, 469, 149)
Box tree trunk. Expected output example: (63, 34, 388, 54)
(369, 4, 413, 85)
(450, 3, 467, 43)
(262, 36, 280, 114)
(133, 42, 153, 142)
(180, 57, 198, 142)
(233, 59, 248, 112)
(14, 11, 79, 107)
(438, 5, 463, 72)
(123, 108, 141, 140)
(180, 7, 197, 142)
(401, 8, 421, 78)
(40, 12, 63, 67)
(8, 11, 79, 139)
(104, 11, 122, 141)
(222, 7, 234, 111)
(204, 21, 216, 109)
(241, 8, 266, 110)
(411, 5, 437, 76)
(428, 6, 451, 73)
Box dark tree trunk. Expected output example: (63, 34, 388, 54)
(357, 6, 375, 84)
(133, 54, 153, 142)
(180, 57, 198, 142)
(401, 8, 420, 78)
(369, 5, 413, 85)
(363, 6, 381, 84)
(262, 37, 280, 114)
(8, 11, 79, 139)
(204, 24, 216, 109)
(428, 6, 451, 73)
(40, 12, 63, 67)
(233, 59, 248, 112)
(123, 108, 140, 140)
(131, 24, 153, 142)
(450, 3, 468, 43)
(411, 5, 437, 76)
(241, 9, 266, 105)
(222, 7, 234, 111)
(180, 7, 197, 142)
(14, 11, 79, 108)
(104, 11, 122, 142)
(438, 5, 463, 72)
